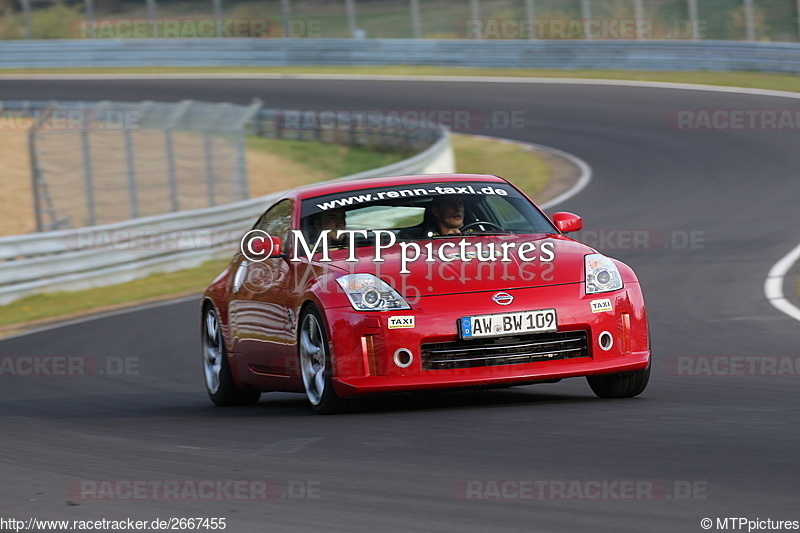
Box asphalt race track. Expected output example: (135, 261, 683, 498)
(1, 78, 799, 532)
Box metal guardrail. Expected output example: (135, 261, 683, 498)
(22, 99, 261, 232)
(7, 100, 440, 233)
(2, 39, 800, 73)
(0, 102, 453, 305)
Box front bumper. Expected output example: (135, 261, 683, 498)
(325, 282, 650, 398)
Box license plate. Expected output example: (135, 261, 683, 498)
(460, 309, 557, 339)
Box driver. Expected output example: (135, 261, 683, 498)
(313, 208, 347, 247)
(426, 195, 466, 237)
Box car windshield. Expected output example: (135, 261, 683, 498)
(299, 181, 556, 247)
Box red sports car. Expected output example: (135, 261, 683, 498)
(202, 174, 650, 413)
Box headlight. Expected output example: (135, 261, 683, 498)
(585, 254, 623, 294)
(336, 274, 411, 311)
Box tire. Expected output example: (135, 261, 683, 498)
(202, 305, 261, 406)
(586, 365, 650, 399)
(298, 305, 350, 414)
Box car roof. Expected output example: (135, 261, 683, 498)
(294, 174, 508, 200)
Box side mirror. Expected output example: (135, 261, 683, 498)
(552, 212, 583, 233)
(245, 235, 283, 258)
(265, 236, 283, 257)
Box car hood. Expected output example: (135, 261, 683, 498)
(318, 234, 593, 297)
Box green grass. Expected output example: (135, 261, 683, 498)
(0, 259, 229, 331)
(5, 66, 800, 94)
(246, 136, 412, 178)
(452, 134, 550, 197)
(5, 0, 798, 41)
(0, 133, 550, 335)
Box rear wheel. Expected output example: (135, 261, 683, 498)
(202, 306, 261, 406)
(586, 365, 650, 398)
(298, 305, 349, 414)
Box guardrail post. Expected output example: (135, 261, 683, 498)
(280, 0, 292, 37)
(345, 0, 358, 37)
(124, 128, 139, 219)
(212, 0, 223, 37)
(688, 0, 700, 40)
(409, 0, 422, 39)
(204, 130, 216, 206)
(206, 102, 238, 207)
(230, 101, 262, 202)
(21, 0, 32, 39)
(29, 128, 44, 233)
(146, 0, 157, 19)
(634, 0, 644, 40)
(470, 0, 480, 37)
(234, 134, 248, 201)
(80, 124, 96, 227)
(163, 100, 192, 212)
(743, 0, 756, 41)
(525, 0, 537, 39)
(164, 130, 178, 212)
(581, 0, 592, 39)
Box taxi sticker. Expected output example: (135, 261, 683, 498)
(388, 316, 415, 329)
(590, 299, 613, 313)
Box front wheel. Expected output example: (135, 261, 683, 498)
(586, 365, 650, 399)
(202, 305, 261, 406)
(298, 305, 349, 414)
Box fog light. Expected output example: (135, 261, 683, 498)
(394, 348, 413, 368)
(598, 331, 614, 351)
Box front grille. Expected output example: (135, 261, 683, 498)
(421, 330, 589, 371)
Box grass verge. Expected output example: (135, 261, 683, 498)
(0, 133, 550, 336)
(452, 134, 550, 196)
(0, 259, 229, 331)
(247, 136, 412, 182)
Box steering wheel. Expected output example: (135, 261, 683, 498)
(461, 221, 505, 233)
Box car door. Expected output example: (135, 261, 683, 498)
(230, 199, 297, 376)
